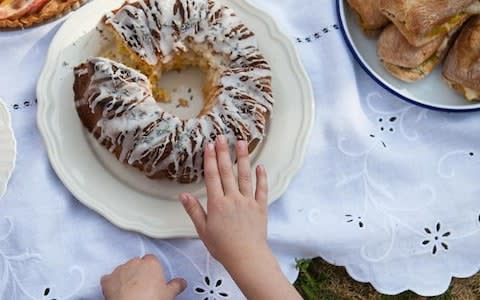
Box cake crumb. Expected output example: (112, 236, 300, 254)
(178, 98, 189, 108)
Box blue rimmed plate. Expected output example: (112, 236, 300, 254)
(337, 0, 480, 112)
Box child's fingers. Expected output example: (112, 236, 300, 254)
(255, 165, 268, 210)
(204, 142, 223, 200)
(165, 278, 187, 298)
(140, 255, 166, 279)
(236, 140, 253, 198)
(100, 274, 117, 298)
(180, 193, 207, 235)
(215, 135, 238, 195)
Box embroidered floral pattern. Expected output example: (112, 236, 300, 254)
(438, 150, 478, 178)
(140, 238, 236, 300)
(345, 214, 364, 228)
(194, 276, 229, 299)
(0, 217, 42, 300)
(422, 223, 451, 255)
(0, 217, 84, 300)
(335, 93, 438, 262)
(378, 116, 397, 133)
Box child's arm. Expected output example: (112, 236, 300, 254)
(180, 136, 302, 300)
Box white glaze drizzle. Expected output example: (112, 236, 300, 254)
(75, 0, 273, 182)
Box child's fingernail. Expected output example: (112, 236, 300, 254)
(257, 165, 265, 173)
(237, 140, 247, 152)
(179, 193, 189, 205)
(177, 278, 188, 291)
(206, 143, 214, 152)
(217, 135, 226, 144)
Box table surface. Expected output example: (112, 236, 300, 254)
(1, 0, 480, 298)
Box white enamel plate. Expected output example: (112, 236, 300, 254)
(338, 0, 480, 111)
(37, 0, 314, 238)
(0, 99, 16, 199)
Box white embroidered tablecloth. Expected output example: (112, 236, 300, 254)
(1, 0, 480, 298)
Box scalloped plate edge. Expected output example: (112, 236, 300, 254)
(37, 0, 315, 238)
(0, 99, 16, 199)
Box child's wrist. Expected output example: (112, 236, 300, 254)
(222, 242, 276, 274)
(221, 243, 297, 299)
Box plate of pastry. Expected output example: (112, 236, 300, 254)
(0, 0, 87, 29)
(37, 0, 314, 237)
(0, 98, 16, 199)
(338, 0, 480, 111)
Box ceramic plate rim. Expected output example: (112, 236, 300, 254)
(37, 0, 315, 238)
(0, 99, 16, 199)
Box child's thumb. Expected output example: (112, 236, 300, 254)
(166, 278, 187, 297)
(179, 193, 206, 235)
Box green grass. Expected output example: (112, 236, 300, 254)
(294, 258, 480, 300)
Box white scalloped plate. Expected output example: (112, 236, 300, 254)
(37, 0, 314, 238)
(0, 99, 16, 199)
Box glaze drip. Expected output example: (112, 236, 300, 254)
(74, 0, 273, 183)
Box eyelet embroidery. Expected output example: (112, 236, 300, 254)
(11, 99, 37, 111)
(43, 287, 57, 300)
(335, 93, 441, 261)
(295, 24, 339, 43)
(345, 214, 364, 228)
(194, 276, 230, 299)
(422, 223, 451, 255)
(140, 238, 235, 300)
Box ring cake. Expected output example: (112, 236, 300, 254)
(73, 0, 274, 183)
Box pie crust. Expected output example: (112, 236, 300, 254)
(0, 0, 86, 29)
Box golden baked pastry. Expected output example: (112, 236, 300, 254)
(0, 0, 85, 29)
(443, 16, 480, 101)
(347, 0, 389, 33)
(377, 24, 459, 82)
(379, 0, 478, 46)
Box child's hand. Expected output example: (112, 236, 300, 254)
(101, 255, 186, 300)
(179, 135, 269, 268)
(180, 136, 302, 300)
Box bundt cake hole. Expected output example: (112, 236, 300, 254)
(155, 63, 214, 119)
(103, 33, 222, 120)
